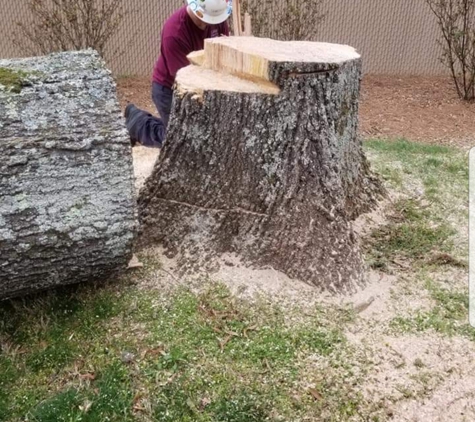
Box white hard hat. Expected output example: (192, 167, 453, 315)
(187, 0, 232, 25)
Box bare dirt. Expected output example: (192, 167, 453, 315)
(117, 76, 157, 115)
(132, 146, 160, 193)
(360, 75, 475, 149)
(117, 74, 475, 149)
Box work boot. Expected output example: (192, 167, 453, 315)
(125, 103, 141, 147)
(124, 103, 164, 149)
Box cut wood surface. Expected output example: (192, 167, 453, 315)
(232, 0, 242, 36)
(0, 50, 136, 299)
(243, 13, 252, 36)
(176, 64, 280, 96)
(201, 37, 361, 83)
(187, 50, 206, 67)
(139, 37, 383, 291)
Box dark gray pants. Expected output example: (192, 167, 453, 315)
(126, 82, 173, 148)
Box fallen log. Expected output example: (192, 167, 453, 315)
(138, 37, 383, 291)
(0, 50, 136, 299)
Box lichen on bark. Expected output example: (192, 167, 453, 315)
(0, 50, 137, 299)
(0, 68, 31, 93)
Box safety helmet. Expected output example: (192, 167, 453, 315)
(187, 0, 232, 25)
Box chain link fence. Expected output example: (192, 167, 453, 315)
(0, 0, 445, 76)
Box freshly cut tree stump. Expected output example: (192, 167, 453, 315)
(0, 50, 136, 299)
(138, 37, 383, 291)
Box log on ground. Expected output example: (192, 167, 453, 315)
(0, 50, 136, 299)
(138, 37, 384, 292)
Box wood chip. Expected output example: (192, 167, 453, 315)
(141, 346, 165, 359)
(133, 393, 144, 405)
(243, 324, 258, 338)
(79, 372, 96, 381)
(219, 334, 234, 351)
(128, 254, 144, 269)
(309, 388, 323, 401)
(354, 296, 375, 313)
(79, 400, 93, 413)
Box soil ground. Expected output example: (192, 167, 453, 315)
(360, 75, 475, 149)
(1, 76, 472, 421)
(116, 74, 475, 149)
(112, 75, 474, 421)
(129, 138, 471, 421)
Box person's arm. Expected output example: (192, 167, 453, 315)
(162, 35, 191, 80)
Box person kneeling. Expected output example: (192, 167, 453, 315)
(125, 0, 231, 148)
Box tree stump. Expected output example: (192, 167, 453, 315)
(138, 37, 383, 291)
(0, 50, 136, 299)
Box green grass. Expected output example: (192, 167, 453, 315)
(365, 198, 456, 270)
(0, 281, 368, 421)
(0, 138, 471, 421)
(364, 138, 471, 341)
(364, 138, 468, 199)
(390, 279, 473, 340)
(364, 138, 467, 270)
(365, 138, 453, 155)
(26, 362, 134, 422)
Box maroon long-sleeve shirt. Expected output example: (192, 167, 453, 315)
(152, 6, 229, 88)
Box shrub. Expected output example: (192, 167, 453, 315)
(12, 0, 131, 57)
(241, 0, 326, 41)
(426, 0, 475, 101)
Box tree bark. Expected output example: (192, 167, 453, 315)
(138, 37, 383, 292)
(0, 50, 136, 299)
